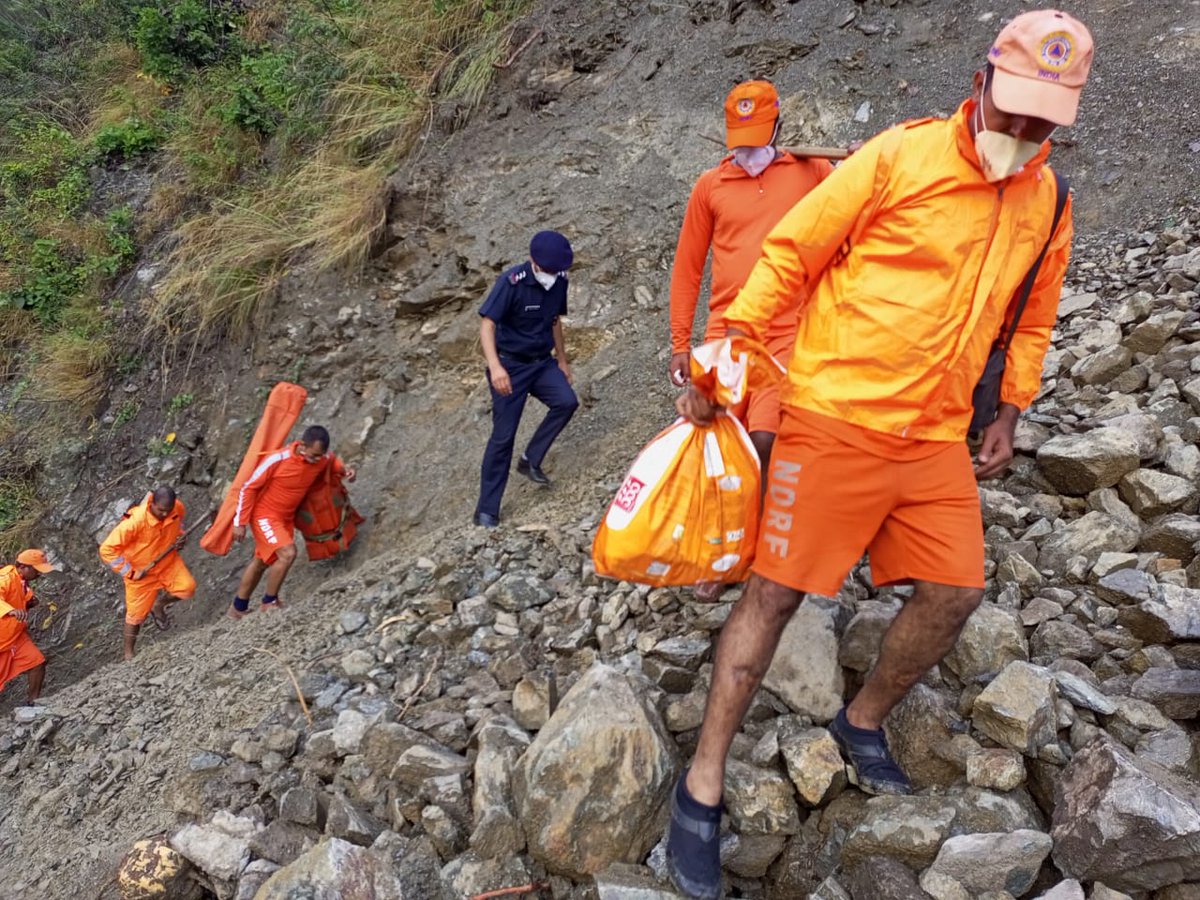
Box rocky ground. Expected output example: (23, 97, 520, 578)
(1, 216, 1198, 899)
(2, 0, 1199, 898)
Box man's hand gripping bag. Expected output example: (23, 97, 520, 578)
(592, 337, 782, 586)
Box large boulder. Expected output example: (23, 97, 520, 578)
(469, 715, 530, 859)
(1118, 583, 1200, 643)
(1131, 668, 1200, 720)
(254, 838, 406, 899)
(1139, 513, 1200, 564)
(1051, 739, 1200, 891)
(919, 830, 1053, 899)
(841, 795, 957, 869)
(971, 662, 1059, 757)
(513, 664, 679, 879)
(763, 597, 845, 723)
(1037, 431, 1140, 495)
(1038, 512, 1140, 573)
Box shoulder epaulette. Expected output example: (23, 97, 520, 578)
(508, 269, 527, 285)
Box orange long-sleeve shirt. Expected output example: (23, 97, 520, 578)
(99, 493, 186, 577)
(669, 151, 833, 354)
(0, 565, 35, 652)
(724, 100, 1073, 443)
(234, 441, 345, 527)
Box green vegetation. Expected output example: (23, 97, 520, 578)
(168, 392, 195, 416)
(0, 0, 529, 549)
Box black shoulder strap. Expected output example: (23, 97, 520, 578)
(1001, 169, 1070, 352)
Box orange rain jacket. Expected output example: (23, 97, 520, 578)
(724, 99, 1073, 443)
(0, 565, 35, 651)
(670, 152, 833, 354)
(99, 493, 186, 577)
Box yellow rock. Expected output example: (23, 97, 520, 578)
(117, 838, 195, 900)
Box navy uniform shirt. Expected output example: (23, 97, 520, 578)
(478, 262, 569, 362)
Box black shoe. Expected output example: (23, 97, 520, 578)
(516, 456, 550, 485)
(473, 512, 500, 528)
(828, 707, 912, 796)
(664, 771, 723, 900)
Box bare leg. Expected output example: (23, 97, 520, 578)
(123, 623, 140, 661)
(749, 431, 776, 488)
(236, 557, 269, 600)
(27, 662, 45, 702)
(846, 580, 982, 730)
(687, 574, 803, 805)
(263, 544, 297, 598)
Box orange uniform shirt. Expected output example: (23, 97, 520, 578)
(234, 441, 345, 527)
(99, 494, 186, 577)
(724, 100, 1073, 445)
(0, 565, 35, 652)
(669, 152, 833, 354)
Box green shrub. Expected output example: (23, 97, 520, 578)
(93, 116, 164, 158)
(133, 0, 237, 80)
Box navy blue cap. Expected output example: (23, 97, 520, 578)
(529, 230, 573, 272)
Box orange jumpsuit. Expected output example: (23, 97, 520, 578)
(670, 151, 832, 434)
(234, 441, 346, 564)
(724, 101, 1072, 595)
(99, 494, 196, 625)
(0, 565, 45, 691)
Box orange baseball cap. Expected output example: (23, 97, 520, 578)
(17, 549, 56, 573)
(724, 81, 780, 149)
(987, 9, 1094, 127)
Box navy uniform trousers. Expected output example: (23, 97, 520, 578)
(476, 355, 579, 519)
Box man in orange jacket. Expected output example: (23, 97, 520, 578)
(229, 424, 355, 618)
(666, 11, 1092, 898)
(99, 485, 195, 660)
(0, 549, 56, 703)
(669, 80, 832, 469)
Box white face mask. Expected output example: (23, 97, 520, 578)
(532, 268, 558, 290)
(973, 96, 1043, 183)
(733, 145, 776, 178)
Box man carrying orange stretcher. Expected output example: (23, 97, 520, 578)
(229, 424, 355, 618)
(665, 11, 1091, 898)
(100, 485, 196, 660)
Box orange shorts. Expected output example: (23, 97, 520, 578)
(0, 632, 45, 691)
(251, 514, 294, 565)
(732, 334, 793, 436)
(125, 554, 196, 625)
(753, 408, 985, 596)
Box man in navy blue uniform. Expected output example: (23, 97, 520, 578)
(474, 230, 579, 528)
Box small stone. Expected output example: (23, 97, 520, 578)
(1052, 671, 1118, 715)
(1119, 468, 1198, 517)
(971, 661, 1059, 757)
(944, 603, 1028, 681)
(339, 611, 369, 634)
(333, 709, 370, 755)
(778, 720, 847, 807)
(169, 824, 250, 882)
(341, 649, 376, 680)
(1038, 512, 1141, 572)
(592, 862, 681, 899)
(919, 830, 1053, 899)
(1034, 882, 1085, 900)
(279, 787, 320, 826)
(725, 758, 801, 835)
(326, 794, 385, 846)
(255, 838, 404, 899)
(1131, 668, 1200, 719)
(966, 749, 1026, 792)
(842, 795, 957, 869)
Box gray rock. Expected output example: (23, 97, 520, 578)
(1089, 884, 1134, 900)
(513, 664, 678, 879)
(1039, 512, 1141, 572)
(1092, 551, 1140, 579)
(763, 598, 844, 723)
(332, 710, 370, 756)
(1051, 738, 1200, 891)
(885, 684, 968, 790)
(1119, 468, 1198, 517)
(1164, 442, 1200, 483)
(724, 833, 787, 878)
(248, 820, 319, 865)
(1034, 882, 1085, 900)
(511, 671, 554, 732)
(1037, 430, 1141, 495)
(1154, 884, 1200, 900)
(440, 852, 529, 900)
(1125, 311, 1186, 354)
(326, 795, 385, 847)
(944, 603, 1028, 681)
(593, 862, 682, 899)
(487, 573, 552, 612)
(233, 859, 279, 900)
(965, 749, 1026, 792)
(390, 742, 470, 788)
(1131, 668, 1200, 719)
(1135, 728, 1197, 774)
(1070, 346, 1133, 386)
(470, 715, 530, 859)
(811, 876, 853, 900)
(651, 634, 711, 669)
(1052, 671, 1118, 715)
(1140, 513, 1200, 563)
(725, 758, 801, 835)
(1097, 568, 1160, 605)
(170, 823, 250, 882)
(842, 795, 957, 869)
(1103, 413, 1164, 459)
(843, 855, 931, 900)
(255, 837, 406, 899)
(971, 662, 1059, 757)
(996, 553, 1044, 593)
(778, 719, 847, 807)
(1119, 583, 1200, 642)
(838, 601, 899, 673)
(919, 830, 1053, 898)
(341, 649, 375, 680)
(1030, 620, 1104, 663)
(339, 611, 369, 634)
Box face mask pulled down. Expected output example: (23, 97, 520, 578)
(973, 100, 1042, 183)
(532, 268, 558, 290)
(733, 145, 775, 178)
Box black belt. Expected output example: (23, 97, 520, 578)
(499, 351, 551, 364)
